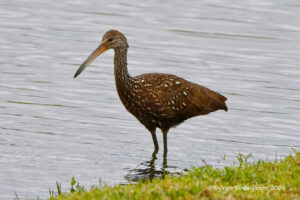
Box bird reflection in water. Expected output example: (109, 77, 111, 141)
(124, 152, 182, 183)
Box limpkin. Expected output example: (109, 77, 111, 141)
(74, 30, 228, 159)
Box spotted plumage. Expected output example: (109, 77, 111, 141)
(74, 30, 228, 157)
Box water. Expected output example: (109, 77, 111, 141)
(1, 0, 300, 199)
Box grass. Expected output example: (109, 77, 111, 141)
(49, 150, 300, 200)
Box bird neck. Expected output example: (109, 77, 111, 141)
(113, 47, 132, 91)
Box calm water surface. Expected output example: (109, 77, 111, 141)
(0, 0, 300, 199)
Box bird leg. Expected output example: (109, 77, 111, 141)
(150, 129, 159, 158)
(161, 128, 169, 167)
(161, 128, 169, 155)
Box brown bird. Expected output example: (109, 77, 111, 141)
(74, 30, 227, 159)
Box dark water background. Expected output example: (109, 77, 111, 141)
(0, 0, 299, 199)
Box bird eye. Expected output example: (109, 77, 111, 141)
(108, 38, 114, 42)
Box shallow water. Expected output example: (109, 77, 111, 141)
(0, 0, 300, 199)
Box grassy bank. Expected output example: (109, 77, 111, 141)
(49, 151, 299, 200)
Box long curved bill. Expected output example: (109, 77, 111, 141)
(74, 44, 108, 78)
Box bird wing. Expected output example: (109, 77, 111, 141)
(135, 73, 227, 121)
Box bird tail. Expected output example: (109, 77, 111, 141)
(217, 94, 228, 111)
(203, 87, 228, 112)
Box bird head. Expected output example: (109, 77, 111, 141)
(74, 30, 128, 78)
